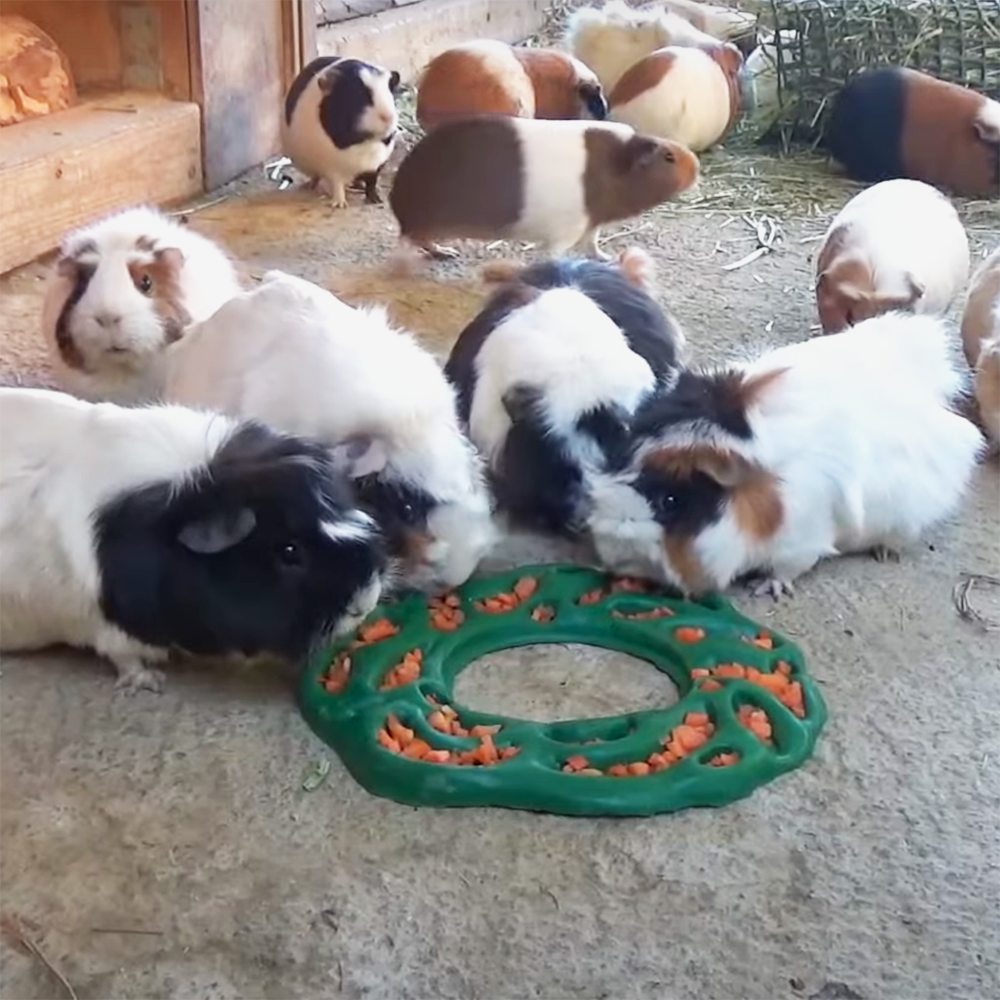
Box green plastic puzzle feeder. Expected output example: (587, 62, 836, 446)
(299, 564, 826, 817)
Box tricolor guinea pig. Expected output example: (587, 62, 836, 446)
(41, 206, 241, 405)
(608, 43, 743, 153)
(960, 246, 1000, 444)
(415, 40, 607, 131)
(565, 0, 733, 93)
(0, 387, 387, 692)
(814, 179, 970, 334)
(825, 67, 1000, 199)
(281, 55, 401, 208)
(389, 116, 699, 261)
(164, 271, 495, 593)
(587, 312, 984, 598)
(444, 247, 684, 537)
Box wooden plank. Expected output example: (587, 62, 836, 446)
(0, 92, 202, 274)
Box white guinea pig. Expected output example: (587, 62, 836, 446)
(164, 271, 495, 594)
(589, 312, 985, 598)
(815, 179, 970, 335)
(42, 205, 241, 405)
(281, 55, 401, 208)
(0, 387, 387, 692)
(444, 249, 684, 537)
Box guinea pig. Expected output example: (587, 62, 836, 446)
(443, 247, 684, 536)
(416, 40, 607, 131)
(814, 179, 970, 334)
(0, 387, 388, 692)
(960, 246, 1000, 444)
(281, 55, 401, 208)
(659, 0, 757, 52)
(164, 270, 495, 594)
(608, 44, 742, 153)
(389, 116, 699, 261)
(565, 0, 731, 93)
(41, 205, 241, 405)
(587, 311, 985, 598)
(825, 67, 1000, 199)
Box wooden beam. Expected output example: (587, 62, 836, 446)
(0, 92, 202, 274)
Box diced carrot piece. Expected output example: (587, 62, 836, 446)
(577, 767, 603, 776)
(745, 633, 773, 650)
(484, 598, 504, 612)
(665, 739, 685, 759)
(499, 746, 520, 760)
(715, 664, 747, 678)
(455, 750, 478, 765)
(607, 764, 629, 777)
(451, 723, 469, 738)
(690, 668, 711, 679)
(426, 693, 441, 706)
(776, 660, 792, 676)
(395, 661, 420, 685)
(781, 681, 805, 718)
(662, 750, 680, 765)
(627, 761, 651, 776)
(565, 755, 589, 772)
(753, 671, 789, 695)
(611, 577, 647, 593)
(444, 593, 461, 608)
(577, 589, 604, 606)
(562, 763, 576, 773)
(428, 711, 450, 733)
(709, 752, 740, 767)
(424, 749, 452, 764)
(402, 739, 431, 759)
(647, 752, 670, 771)
(684, 711, 711, 728)
(359, 618, 399, 644)
(513, 577, 538, 601)
(531, 605, 556, 623)
(674, 725, 708, 752)
(745, 667, 762, 682)
(674, 626, 706, 643)
(477, 734, 499, 764)
(386, 714, 414, 746)
(470, 724, 501, 737)
(435, 617, 460, 632)
(701, 680, 722, 692)
(440, 704, 458, 721)
(376, 730, 401, 753)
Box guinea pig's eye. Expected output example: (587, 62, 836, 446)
(277, 540, 305, 567)
(137, 273, 153, 295)
(663, 148, 675, 164)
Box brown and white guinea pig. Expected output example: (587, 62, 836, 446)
(415, 40, 607, 132)
(0, 387, 388, 692)
(814, 179, 970, 335)
(587, 312, 985, 599)
(825, 67, 1000, 199)
(565, 0, 734, 94)
(281, 55, 401, 208)
(164, 271, 495, 594)
(609, 43, 742, 153)
(389, 116, 699, 261)
(443, 248, 685, 537)
(41, 205, 241, 406)
(960, 246, 1000, 445)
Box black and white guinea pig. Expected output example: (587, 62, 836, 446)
(164, 270, 495, 594)
(41, 206, 241, 405)
(443, 247, 684, 536)
(0, 387, 388, 692)
(281, 55, 402, 208)
(588, 311, 985, 599)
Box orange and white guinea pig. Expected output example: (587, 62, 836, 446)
(608, 43, 742, 153)
(415, 41, 607, 132)
(960, 247, 1000, 445)
(814, 179, 969, 335)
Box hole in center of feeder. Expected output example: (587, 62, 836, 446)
(453, 644, 679, 722)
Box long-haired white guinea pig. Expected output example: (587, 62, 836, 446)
(589, 312, 985, 598)
(164, 271, 494, 593)
(960, 246, 1000, 444)
(41, 206, 241, 404)
(815, 179, 970, 335)
(444, 248, 685, 537)
(0, 387, 388, 692)
(281, 55, 401, 208)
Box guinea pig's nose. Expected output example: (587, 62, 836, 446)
(95, 312, 120, 330)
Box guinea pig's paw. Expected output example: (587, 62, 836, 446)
(870, 544, 902, 564)
(748, 576, 796, 601)
(112, 659, 166, 695)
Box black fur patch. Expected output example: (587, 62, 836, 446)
(575, 401, 634, 472)
(318, 58, 392, 149)
(631, 369, 754, 443)
(285, 56, 340, 126)
(94, 422, 385, 660)
(825, 68, 906, 183)
(54, 257, 95, 370)
(630, 462, 726, 537)
(350, 475, 437, 560)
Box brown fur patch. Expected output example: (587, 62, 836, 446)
(644, 443, 755, 487)
(731, 471, 784, 541)
(899, 70, 999, 198)
(416, 44, 533, 131)
(127, 246, 191, 344)
(402, 529, 432, 573)
(608, 50, 677, 110)
(974, 347, 1000, 437)
(480, 259, 526, 285)
(617, 246, 656, 291)
(582, 128, 699, 226)
(662, 533, 712, 594)
(961, 252, 1000, 367)
(514, 48, 588, 119)
(815, 225, 876, 333)
(738, 366, 788, 411)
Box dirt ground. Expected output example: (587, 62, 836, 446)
(1, 140, 998, 1000)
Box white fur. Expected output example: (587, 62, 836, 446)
(592, 313, 985, 594)
(164, 271, 494, 591)
(43, 206, 240, 405)
(0, 388, 234, 688)
(565, 0, 721, 92)
(974, 96, 1000, 142)
(610, 46, 732, 152)
(817, 179, 970, 319)
(468, 285, 659, 502)
(281, 60, 398, 208)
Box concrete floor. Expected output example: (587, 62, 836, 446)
(1, 149, 998, 1000)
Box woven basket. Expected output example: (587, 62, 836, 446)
(745, 0, 1000, 148)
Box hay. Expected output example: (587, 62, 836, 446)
(752, 0, 1000, 149)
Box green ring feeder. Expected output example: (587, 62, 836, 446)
(299, 564, 827, 817)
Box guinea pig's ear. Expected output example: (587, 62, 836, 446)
(178, 507, 257, 554)
(155, 246, 186, 271)
(622, 136, 667, 173)
(317, 65, 342, 94)
(329, 436, 389, 479)
(904, 273, 926, 304)
(388, 70, 402, 93)
(973, 115, 999, 144)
